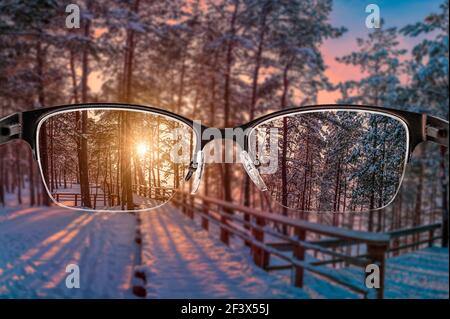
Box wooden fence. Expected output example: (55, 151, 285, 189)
(131, 185, 176, 201)
(54, 184, 176, 209)
(54, 192, 118, 209)
(173, 192, 445, 299)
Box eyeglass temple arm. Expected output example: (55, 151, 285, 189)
(0, 112, 22, 146)
(424, 114, 449, 148)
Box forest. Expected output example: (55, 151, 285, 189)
(253, 110, 407, 213)
(0, 0, 448, 235)
(39, 108, 194, 211)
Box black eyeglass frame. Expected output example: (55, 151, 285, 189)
(1, 102, 448, 157)
(0, 103, 448, 210)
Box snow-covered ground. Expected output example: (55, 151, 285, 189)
(336, 247, 449, 299)
(1, 188, 448, 299)
(0, 205, 138, 298)
(52, 183, 166, 211)
(138, 204, 309, 298)
(137, 204, 449, 299)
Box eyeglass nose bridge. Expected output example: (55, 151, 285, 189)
(189, 150, 205, 194)
(196, 127, 247, 148)
(187, 126, 267, 194)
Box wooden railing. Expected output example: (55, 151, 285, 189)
(54, 192, 118, 209)
(173, 192, 445, 299)
(131, 185, 176, 201)
(387, 222, 442, 255)
(308, 212, 444, 259)
(54, 184, 176, 208)
(106, 182, 176, 201)
(173, 192, 392, 298)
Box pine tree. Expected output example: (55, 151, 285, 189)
(336, 23, 406, 231)
(401, 0, 449, 245)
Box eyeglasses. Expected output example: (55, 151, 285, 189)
(0, 103, 448, 213)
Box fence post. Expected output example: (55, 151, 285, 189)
(367, 243, 388, 299)
(428, 228, 435, 247)
(201, 199, 209, 230)
(252, 216, 269, 269)
(220, 208, 232, 246)
(188, 196, 194, 219)
(293, 228, 306, 288)
(181, 193, 186, 214)
(244, 213, 251, 247)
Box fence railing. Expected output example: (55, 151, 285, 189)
(54, 184, 176, 208)
(53, 192, 118, 209)
(387, 222, 442, 255)
(173, 192, 445, 299)
(131, 184, 176, 201)
(173, 192, 390, 298)
(106, 182, 176, 202)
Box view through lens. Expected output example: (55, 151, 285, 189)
(250, 110, 408, 212)
(38, 108, 195, 211)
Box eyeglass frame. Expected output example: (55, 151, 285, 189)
(0, 102, 448, 210)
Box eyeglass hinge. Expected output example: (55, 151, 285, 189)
(0, 113, 22, 142)
(426, 125, 447, 139)
(0, 123, 21, 137)
(185, 161, 198, 181)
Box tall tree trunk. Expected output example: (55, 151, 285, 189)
(119, 0, 140, 210)
(203, 52, 219, 199)
(78, 111, 92, 207)
(49, 119, 55, 192)
(0, 153, 4, 206)
(36, 37, 51, 206)
(15, 144, 22, 205)
(174, 52, 186, 189)
(176, 55, 186, 115)
(116, 118, 121, 204)
(28, 146, 35, 206)
(280, 61, 291, 233)
(368, 120, 378, 232)
(243, 3, 270, 209)
(333, 159, 342, 226)
(222, 0, 239, 208)
(440, 146, 448, 247)
(414, 147, 425, 224)
(78, 0, 93, 208)
(70, 50, 79, 103)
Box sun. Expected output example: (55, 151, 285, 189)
(136, 143, 148, 157)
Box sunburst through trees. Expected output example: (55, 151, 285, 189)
(39, 109, 195, 211)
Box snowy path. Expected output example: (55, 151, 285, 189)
(336, 247, 449, 299)
(385, 247, 449, 298)
(138, 204, 449, 299)
(0, 206, 137, 298)
(1, 202, 447, 299)
(138, 205, 307, 298)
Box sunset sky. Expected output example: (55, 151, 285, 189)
(318, 0, 442, 103)
(88, 1, 443, 105)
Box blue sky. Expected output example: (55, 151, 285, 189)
(318, 0, 444, 103)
